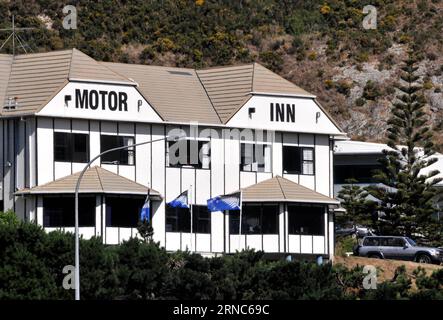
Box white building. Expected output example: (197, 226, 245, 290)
(333, 140, 443, 220)
(0, 49, 346, 260)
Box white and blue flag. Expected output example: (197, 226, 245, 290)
(207, 192, 241, 212)
(140, 193, 151, 221)
(167, 190, 189, 209)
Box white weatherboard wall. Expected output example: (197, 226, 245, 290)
(5, 79, 340, 259)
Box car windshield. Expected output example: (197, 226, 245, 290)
(405, 237, 417, 246)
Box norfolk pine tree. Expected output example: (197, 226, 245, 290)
(337, 178, 376, 228)
(368, 55, 442, 243)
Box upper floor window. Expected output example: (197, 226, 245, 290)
(54, 132, 89, 163)
(240, 143, 271, 172)
(166, 140, 210, 169)
(283, 146, 314, 175)
(101, 135, 135, 165)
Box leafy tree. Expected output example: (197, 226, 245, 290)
(0, 210, 19, 226)
(367, 54, 443, 242)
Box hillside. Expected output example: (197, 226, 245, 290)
(1, 0, 443, 147)
(335, 255, 443, 289)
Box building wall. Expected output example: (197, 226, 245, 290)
(1, 115, 335, 257)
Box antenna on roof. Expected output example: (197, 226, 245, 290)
(0, 15, 35, 55)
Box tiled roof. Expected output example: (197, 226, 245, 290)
(15, 166, 161, 196)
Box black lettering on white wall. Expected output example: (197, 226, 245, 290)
(73, 89, 129, 112)
(270, 103, 296, 123)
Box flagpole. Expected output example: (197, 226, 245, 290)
(238, 190, 243, 251)
(190, 185, 193, 252)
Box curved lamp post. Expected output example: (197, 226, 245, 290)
(74, 135, 180, 300)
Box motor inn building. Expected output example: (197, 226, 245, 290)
(0, 49, 346, 260)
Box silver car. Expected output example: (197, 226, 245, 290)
(354, 236, 443, 264)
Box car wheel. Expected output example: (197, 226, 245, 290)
(368, 253, 382, 259)
(416, 254, 432, 264)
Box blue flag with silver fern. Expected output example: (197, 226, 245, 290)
(207, 192, 241, 212)
(167, 190, 189, 208)
(140, 192, 150, 221)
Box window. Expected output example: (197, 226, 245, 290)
(240, 143, 271, 172)
(192, 205, 211, 233)
(229, 203, 279, 234)
(165, 205, 211, 233)
(334, 164, 381, 183)
(166, 206, 190, 232)
(54, 132, 89, 163)
(43, 196, 95, 227)
(166, 140, 210, 169)
(363, 237, 379, 246)
(101, 135, 135, 165)
(106, 196, 144, 228)
(288, 204, 324, 235)
(283, 146, 314, 175)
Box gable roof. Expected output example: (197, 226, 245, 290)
(0, 49, 341, 132)
(102, 62, 221, 123)
(241, 175, 338, 204)
(196, 63, 313, 123)
(15, 166, 161, 196)
(1, 49, 135, 116)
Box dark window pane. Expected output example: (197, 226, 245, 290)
(43, 196, 95, 227)
(54, 132, 89, 163)
(262, 204, 279, 234)
(106, 196, 144, 227)
(334, 164, 381, 183)
(283, 146, 301, 174)
(288, 205, 324, 235)
(101, 135, 134, 165)
(243, 205, 261, 234)
(229, 203, 279, 234)
(192, 205, 211, 234)
(165, 205, 191, 232)
(363, 237, 379, 246)
(72, 134, 89, 162)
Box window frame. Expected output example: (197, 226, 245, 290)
(54, 132, 89, 163)
(239, 142, 272, 173)
(287, 204, 325, 236)
(100, 134, 135, 166)
(282, 145, 315, 175)
(229, 203, 279, 235)
(166, 139, 211, 170)
(105, 195, 145, 228)
(43, 195, 96, 227)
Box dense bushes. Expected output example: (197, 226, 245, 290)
(1, 1, 441, 68)
(1, 217, 442, 300)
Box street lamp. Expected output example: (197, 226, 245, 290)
(74, 134, 182, 300)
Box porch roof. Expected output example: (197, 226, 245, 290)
(241, 175, 339, 205)
(15, 166, 161, 198)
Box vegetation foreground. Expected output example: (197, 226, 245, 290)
(0, 212, 442, 300)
